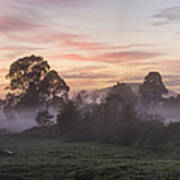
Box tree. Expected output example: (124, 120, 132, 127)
(139, 72, 168, 103)
(6, 55, 50, 92)
(105, 82, 137, 107)
(57, 100, 80, 134)
(36, 110, 54, 127)
(40, 70, 69, 109)
(3, 93, 19, 121)
(6, 55, 69, 108)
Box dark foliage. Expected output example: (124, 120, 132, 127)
(6, 55, 69, 108)
(57, 100, 80, 134)
(2, 58, 180, 152)
(139, 72, 168, 104)
(55, 79, 180, 150)
(36, 110, 54, 127)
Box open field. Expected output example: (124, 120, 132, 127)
(0, 135, 180, 180)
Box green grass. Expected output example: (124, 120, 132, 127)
(0, 135, 180, 180)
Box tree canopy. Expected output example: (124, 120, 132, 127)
(105, 82, 137, 107)
(139, 72, 168, 103)
(6, 55, 69, 107)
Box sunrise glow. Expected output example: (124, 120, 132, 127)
(0, 0, 180, 97)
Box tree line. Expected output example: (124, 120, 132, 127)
(1, 55, 180, 150)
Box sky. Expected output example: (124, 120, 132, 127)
(0, 0, 180, 97)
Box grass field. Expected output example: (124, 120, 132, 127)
(1, 135, 180, 180)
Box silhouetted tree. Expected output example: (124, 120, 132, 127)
(6, 55, 69, 108)
(40, 70, 69, 109)
(139, 72, 168, 103)
(57, 100, 80, 134)
(105, 82, 137, 107)
(3, 93, 19, 121)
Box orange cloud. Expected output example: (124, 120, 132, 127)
(0, 68, 8, 74)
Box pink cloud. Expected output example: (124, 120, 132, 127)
(94, 51, 162, 63)
(0, 17, 153, 52)
(14, 0, 93, 6)
(0, 15, 46, 34)
(0, 68, 8, 74)
(56, 51, 162, 64)
(61, 65, 116, 80)
(57, 54, 87, 61)
(0, 46, 45, 51)
(62, 37, 153, 51)
(62, 66, 107, 74)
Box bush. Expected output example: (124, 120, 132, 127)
(99, 103, 140, 145)
(166, 122, 180, 145)
(135, 120, 167, 149)
(57, 100, 80, 135)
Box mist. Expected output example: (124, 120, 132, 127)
(1, 83, 180, 133)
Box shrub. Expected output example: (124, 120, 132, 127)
(135, 120, 167, 149)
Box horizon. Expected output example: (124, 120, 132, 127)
(0, 0, 180, 97)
